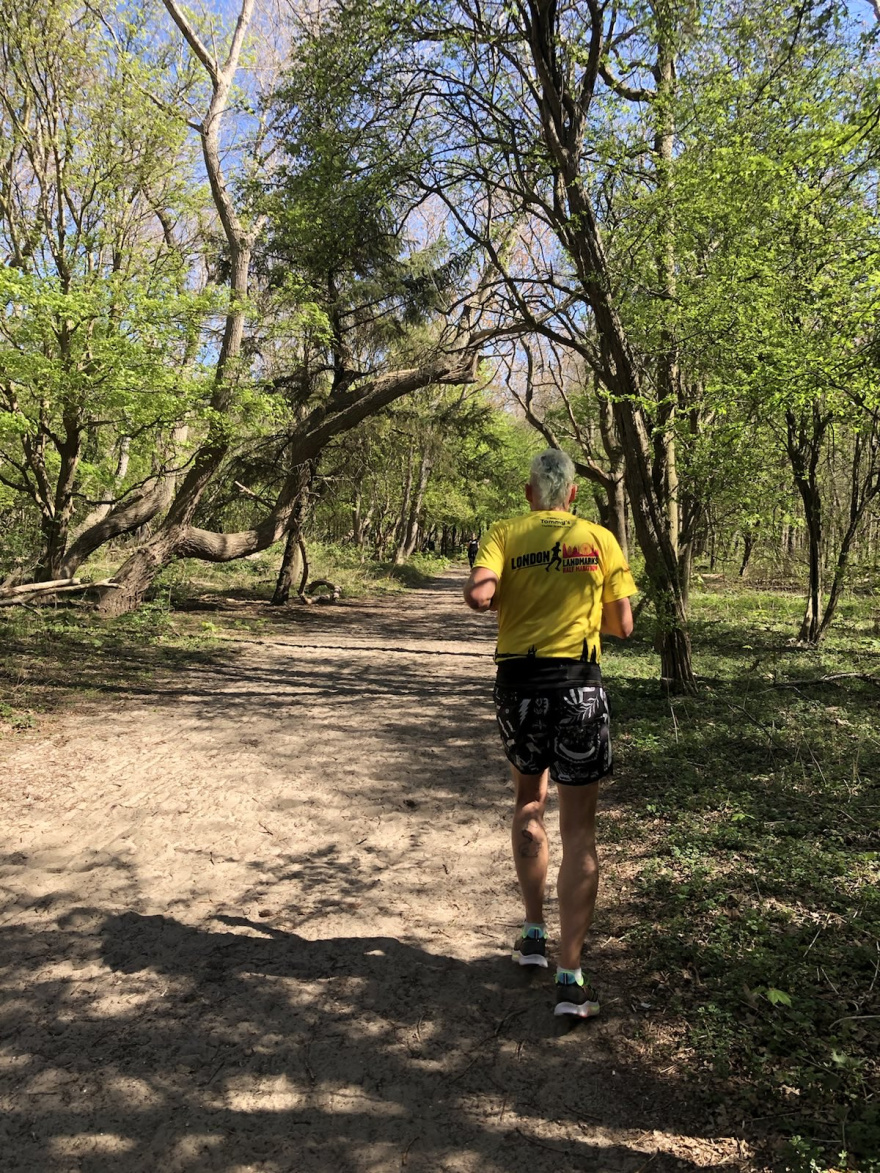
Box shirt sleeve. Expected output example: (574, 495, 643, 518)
(472, 521, 505, 578)
(600, 532, 638, 602)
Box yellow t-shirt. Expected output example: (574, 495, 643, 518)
(474, 511, 637, 662)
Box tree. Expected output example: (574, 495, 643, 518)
(90, 0, 496, 616)
(0, 0, 207, 580)
(667, 1, 880, 641)
(383, 0, 725, 688)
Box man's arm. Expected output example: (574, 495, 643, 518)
(463, 567, 499, 612)
(600, 597, 633, 638)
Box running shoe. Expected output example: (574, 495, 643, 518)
(512, 926, 548, 968)
(554, 973, 600, 1018)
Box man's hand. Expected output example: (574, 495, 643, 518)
(463, 567, 498, 612)
(600, 597, 634, 638)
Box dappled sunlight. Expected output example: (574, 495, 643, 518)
(4, 570, 874, 1168)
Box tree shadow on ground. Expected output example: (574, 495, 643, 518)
(0, 894, 753, 1173)
(1, 571, 792, 1171)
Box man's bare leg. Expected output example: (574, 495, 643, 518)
(556, 782, 599, 970)
(511, 766, 549, 924)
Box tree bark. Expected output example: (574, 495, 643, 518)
(817, 430, 880, 638)
(512, 1, 696, 689)
(392, 443, 415, 565)
(786, 405, 830, 645)
(96, 349, 482, 615)
(272, 464, 313, 605)
(401, 450, 433, 560)
(59, 425, 189, 578)
(272, 528, 304, 606)
(739, 531, 756, 577)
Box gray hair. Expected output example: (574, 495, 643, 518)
(529, 448, 575, 509)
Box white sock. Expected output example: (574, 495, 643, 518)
(556, 966, 583, 985)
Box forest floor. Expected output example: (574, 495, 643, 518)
(0, 565, 875, 1173)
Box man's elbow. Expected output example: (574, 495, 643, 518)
(603, 599, 634, 638)
(463, 572, 497, 612)
(464, 587, 491, 612)
(619, 600, 634, 638)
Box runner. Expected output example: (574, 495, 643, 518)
(463, 448, 636, 1018)
(466, 536, 480, 568)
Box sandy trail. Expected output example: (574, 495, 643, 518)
(0, 568, 750, 1172)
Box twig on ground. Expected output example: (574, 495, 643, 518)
(567, 1103, 603, 1123)
(446, 1051, 482, 1084)
(804, 915, 830, 956)
(819, 966, 841, 996)
(515, 1128, 589, 1160)
(805, 742, 827, 785)
(763, 673, 880, 690)
(747, 1108, 806, 1123)
(493, 1007, 526, 1036)
(668, 699, 679, 743)
(401, 1136, 418, 1167)
(829, 1013, 880, 1029)
(868, 943, 879, 997)
(722, 699, 781, 755)
(445, 1007, 526, 1082)
(0, 579, 120, 606)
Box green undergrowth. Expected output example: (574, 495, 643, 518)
(607, 589, 879, 1171)
(0, 599, 231, 733)
(2, 576, 877, 1171)
(0, 545, 453, 732)
(155, 541, 451, 603)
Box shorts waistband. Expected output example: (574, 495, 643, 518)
(495, 657, 602, 690)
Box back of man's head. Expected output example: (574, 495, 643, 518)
(529, 449, 575, 510)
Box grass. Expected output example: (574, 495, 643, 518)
(0, 544, 452, 732)
(606, 586, 879, 1172)
(0, 565, 877, 1170)
(151, 541, 452, 604)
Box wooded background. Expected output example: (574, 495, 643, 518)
(1, 0, 879, 689)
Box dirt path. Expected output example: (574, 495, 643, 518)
(0, 568, 751, 1172)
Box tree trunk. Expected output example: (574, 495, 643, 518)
(400, 450, 432, 561)
(272, 528, 304, 605)
(739, 531, 756, 577)
(795, 478, 823, 644)
(38, 424, 81, 579)
(59, 425, 189, 578)
(392, 444, 415, 565)
(817, 431, 880, 638)
(785, 405, 830, 646)
(69, 437, 131, 540)
(516, 0, 696, 690)
(272, 467, 313, 605)
(352, 491, 371, 549)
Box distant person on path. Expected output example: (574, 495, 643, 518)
(466, 536, 480, 568)
(463, 449, 636, 1019)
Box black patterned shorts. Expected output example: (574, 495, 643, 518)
(493, 684, 612, 785)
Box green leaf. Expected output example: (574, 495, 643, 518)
(766, 988, 792, 1006)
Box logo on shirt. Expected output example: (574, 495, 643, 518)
(562, 542, 600, 572)
(509, 541, 600, 574)
(540, 517, 574, 527)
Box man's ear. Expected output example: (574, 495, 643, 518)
(568, 484, 578, 505)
